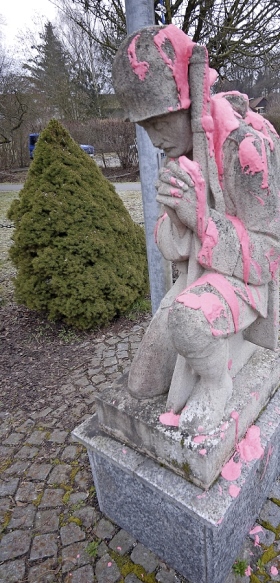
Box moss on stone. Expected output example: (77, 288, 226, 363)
(8, 119, 148, 329)
(109, 549, 157, 582)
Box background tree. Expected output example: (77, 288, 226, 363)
(8, 119, 148, 329)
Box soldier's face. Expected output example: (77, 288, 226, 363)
(138, 109, 192, 158)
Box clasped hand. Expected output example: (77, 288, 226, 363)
(156, 159, 209, 235)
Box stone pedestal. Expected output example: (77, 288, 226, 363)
(73, 347, 280, 583)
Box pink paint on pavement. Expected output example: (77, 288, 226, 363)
(249, 525, 263, 535)
(228, 484, 240, 498)
(245, 566, 252, 576)
(176, 272, 240, 333)
(221, 456, 242, 481)
(271, 566, 279, 576)
(198, 218, 219, 268)
(154, 212, 168, 244)
(178, 156, 206, 240)
(127, 35, 149, 80)
(237, 425, 264, 462)
(254, 534, 261, 547)
(231, 411, 239, 448)
(153, 25, 194, 110)
(159, 411, 180, 427)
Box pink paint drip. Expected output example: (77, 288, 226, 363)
(154, 212, 168, 244)
(237, 425, 264, 462)
(159, 411, 180, 427)
(245, 110, 276, 148)
(239, 134, 266, 180)
(176, 272, 240, 333)
(228, 484, 240, 498)
(210, 95, 240, 185)
(249, 525, 263, 535)
(175, 291, 228, 337)
(127, 35, 149, 80)
(178, 156, 206, 240)
(153, 25, 194, 110)
(254, 534, 261, 547)
(198, 217, 219, 268)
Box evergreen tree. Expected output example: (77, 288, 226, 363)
(8, 120, 148, 329)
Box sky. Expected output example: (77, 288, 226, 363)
(0, 0, 58, 47)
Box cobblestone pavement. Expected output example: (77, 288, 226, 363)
(1, 187, 280, 583)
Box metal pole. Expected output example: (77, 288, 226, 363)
(125, 0, 172, 314)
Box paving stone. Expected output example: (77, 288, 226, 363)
(97, 541, 109, 558)
(47, 429, 68, 444)
(39, 488, 65, 507)
(69, 492, 88, 505)
(0, 497, 11, 519)
(73, 506, 99, 528)
(61, 445, 79, 461)
(8, 504, 36, 529)
(0, 559, 25, 583)
(35, 407, 53, 419)
(27, 430, 47, 445)
(71, 564, 95, 583)
(4, 460, 30, 476)
(48, 463, 72, 485)
(28, 558, 57, 583)
(249, 524, 275, 546)
(74, 470, 89, 490)
(60, 523, 86, 546)
(26, 462, 52, 480)
(125, 575, 143, 583)
(61, 541, 91, 573)
(94, 518, 115, 540)
(0, 530, 31, 561)
(35, 509, 60, 533)
(15, 446, 39, 459)
(269, 480, 280, 500)
(3, 432, 23, 446)
(156, 568, 179, 582)
(0, 478, 19, 497)
(90, 374, 106, 384)
(30, 533, 58, 560)
(0, 446, 13, 457)
(95, 553, 121, 583)
(15, 481, 43, 502)
(109, 529, 136, 555)
(259, 500, 280, 529)
(131, 543, 159, 574)
(15, 419, 35, 432)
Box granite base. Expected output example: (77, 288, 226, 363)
(73, 388, 280, 583)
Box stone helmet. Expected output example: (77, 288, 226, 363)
(112, 24, 195, 123)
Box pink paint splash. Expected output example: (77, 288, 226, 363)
(127, 35, 149, 80)
(210, 95, 240, 185)
(218, 485, 223, 496)
(254, 534, 261, 547)
(199, 449, 207, 456)
(198, 217, 219, 268)
(228, 359, 232, 370)
(193, 435, 206, 444)
(176, 272, 240, 333)
(245, 109, 277, 148)
(237, 425, 264, 463)
(175, 291, 228, 337)
(153, 25, 195, 110)
(271, 566, 279, 576)
(178, 156, 206, 240)
(221, 456, 242, 481)
(154, 212, 167, 244)
(226, 213, 261, 291)
(216, 517, 223, 525)
(250, 391, 259, 401)
(159, 410, 180, 427)
(245, 565, 252, 576)
(239, 134, 268, 189)
(170, 188, 183, 198)
(228, 484, 240, 498)
(231, 411, 239, 448)
(260, 445, 273, 481)
(108, 562, 112, 567)
(249, 525, 263, 535)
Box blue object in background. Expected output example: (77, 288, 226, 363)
(29, 133, 40, 159)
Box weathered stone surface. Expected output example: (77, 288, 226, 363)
(73, 506, 98, 528)
(71, 564, 95, 583)
(125, 575, 143, 583)
(61, 541, 91, 573)
(15, 481, 43, 502)
(95, 553, 121, 583)
(30, 533, 58, 560)
(27, 463, 52, 480)
(156, 568, 178, 583)
(94, 518, 115, 540)
(259, 500, 280, 529)
(4, 461, 30, 475)
(27, 430, 47, 445)
(0, 530, 31, 561)
(60, 523, 85, 546)
(7, 505, 36, 530)
(28, 558, 57, 583)
(0, 559, 25, 583)
(109, 529, 136, 555)
(15, 446, 39, 459)
(39, 488, 65, 508)
(131, 543, 159, 574)
(0, 478, 19, 497)
(47, 430, 68, 444)
(61, 445, 79, 461)
(47, 464, 72, 485)
(35, 509, 60, 533)
(3, 433, 23, 446)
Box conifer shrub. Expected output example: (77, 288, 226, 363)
(8, 119, 148, 329)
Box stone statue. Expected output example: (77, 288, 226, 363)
(112, 24, 280, 435)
